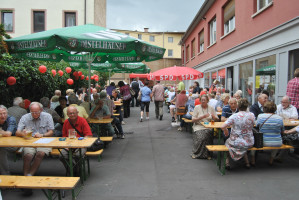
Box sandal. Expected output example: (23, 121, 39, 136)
(190, 154, 197, 159)
(225, 159, 231, 170)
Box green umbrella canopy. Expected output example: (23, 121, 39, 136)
(5, 24, 165, 63)
(256, 65, 276, 75)
(70, 62, 151, 73)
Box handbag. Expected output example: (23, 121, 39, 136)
(176, 106, 187, 115)
(68, 119, 104, 152)
(129, 88, 136, 96)
(137, 90, 142, 101)
(253, 114, 273, 148)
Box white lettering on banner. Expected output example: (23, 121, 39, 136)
(80, 40, 126, 50)
(113, 57, 135, 62)
(26, 52, 51, 59)
(15, 40, 47, 50)
(160, 75, 164, 81)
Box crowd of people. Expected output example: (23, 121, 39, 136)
(1, 68, 299, 197)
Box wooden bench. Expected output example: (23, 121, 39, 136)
(206, 144, 294, 175)
(0, 175, 80, 200)
(182, 118, 193, 133)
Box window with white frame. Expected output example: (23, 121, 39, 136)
(223, 0, 235, 35)
(257, 0, 272, 11)
(138, 34, 142, 39)
(149, 35, 155, 42)
(168, 49, 173, 57)
(65, 12, 76, 27)
(209, 18, 216, 45)
(33, 11, 45, 32)
(1, 10, 13, 32)
(198, 30, 204, 53)
(168, 37, 173, 43)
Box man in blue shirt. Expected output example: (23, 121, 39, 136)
(0, 105, 17, 175)
(221, 98, 238, 122)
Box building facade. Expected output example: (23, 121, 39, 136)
(110, 28, 184, 84)
(180, 0, 299, 104)
(0, 0, 106, 38)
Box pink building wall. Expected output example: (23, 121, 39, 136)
(183, 0, 299, 68)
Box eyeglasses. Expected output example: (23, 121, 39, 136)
(30, 111, 41, 114)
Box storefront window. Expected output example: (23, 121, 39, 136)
(204, 72, 210, 88)
(218, 68, 226, 90)
(255, 55, 276, 101)
(239, 61, 253, 104)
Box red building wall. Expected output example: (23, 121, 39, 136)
(183, 0, 299, 68)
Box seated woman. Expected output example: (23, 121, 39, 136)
(251, 101, 284, 165)
(170, 90, 188, 123)
(178, 96, 196, 131)
(221, 98, 255, 169)
(191, 94, 219, 159)
(215, 93, 230, 112)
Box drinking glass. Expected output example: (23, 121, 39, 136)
(68, 129, 77, 139)
(24, 127, 33, 139)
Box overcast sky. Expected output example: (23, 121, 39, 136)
(107, 0, 205, 32)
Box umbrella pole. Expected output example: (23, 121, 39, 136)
(108, 69, 111, 85)
(88, 61, 91, 102)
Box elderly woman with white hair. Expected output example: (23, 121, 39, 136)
(233, 90, 243, 100)
(215, 93, 230, 112)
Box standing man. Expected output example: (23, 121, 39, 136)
(8, 97, 27, 124)
(152, 81, 165, 120)
(16, 102, 54, 196)
(130, 78, 140, 107)
(286, 68, 299, 116)
(0, 105, 17, 175)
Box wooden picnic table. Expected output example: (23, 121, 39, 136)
(88, 118, 113, 124)
(0, 136, 96, 199)
(114, 101, 122, 106)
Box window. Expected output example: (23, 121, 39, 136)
(255, 55, 276, 101)
(138, 34, 142, 39)
(168, 37, 173, 43)
(198, 30, 204, 53)
(186, 45, 189, 61)
(1, 10, 13, 32)
(125, 33, 130, 35)
(182, 50, 185, 64)
(191, 39, 195, 58)
(168, 49, 173, 57)
(33, 11, 45, 32)
(257, 0, 272, 11)
(223, 0, 235, 35)
(209, 18, 216, 45)
(65, 12, 76, 27)
(239, 61, 253, 105)
(149, 35, 155, 42)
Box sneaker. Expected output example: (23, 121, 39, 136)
(172, 117, 175, 122)
(121, 135, 125, 139)
(140, 118, 143, 122)
(159, 115, 163, 120)
(122, 121, 126, 125)
(156, 116, 159, 119)
(178, 127, 182, 131)
(146, 117, 149, 120)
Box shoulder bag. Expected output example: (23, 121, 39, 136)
(253, 114, 273, 148)
(68, 119, 104, 151)
(129, 88, 136, 96)
(137, 90, 142, 101)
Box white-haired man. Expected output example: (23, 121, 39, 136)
(16, 102, 54, 196)
(8, 97, 27, 124)
(277, 96, 298, 120)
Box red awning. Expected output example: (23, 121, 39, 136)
(129, 73, 150, 79)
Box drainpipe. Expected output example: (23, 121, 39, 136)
(84, 0, 87, 24)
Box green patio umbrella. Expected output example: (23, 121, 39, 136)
(256, 65, 276, 76)
(5, 24, 164, 96)
(5, 24, 165, 63)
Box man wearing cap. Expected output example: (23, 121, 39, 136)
(0, 105, 17, 175)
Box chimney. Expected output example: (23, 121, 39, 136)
(144, 28, 149, 32)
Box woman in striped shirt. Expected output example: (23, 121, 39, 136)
(251, 101, 284, 165)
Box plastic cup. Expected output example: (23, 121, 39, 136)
(68, 129, 77, 139)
